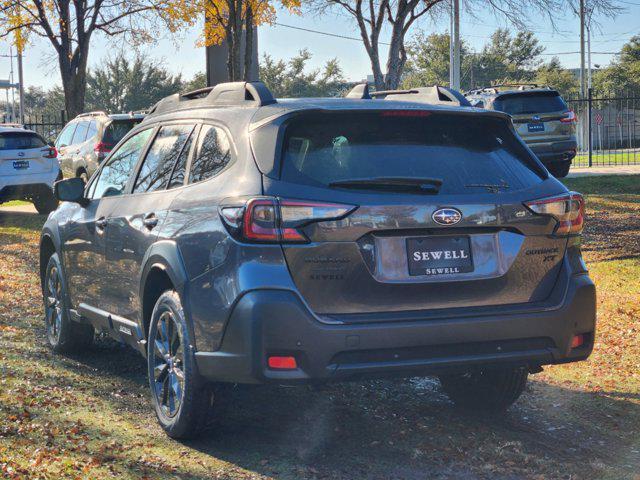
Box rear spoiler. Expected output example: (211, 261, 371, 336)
(345, 83, 472, 107)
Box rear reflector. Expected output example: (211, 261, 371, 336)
(267, 356, 297, 370)
(571, 334, 585, 349)
(525, 191, 585, 236)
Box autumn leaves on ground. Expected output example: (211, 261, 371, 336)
(1, 175, 639, 480)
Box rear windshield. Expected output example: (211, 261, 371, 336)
(493, 92, 567, 115)
(104, 119, 142, 146)
(0, 131, 47, 150)
(280, 112, 544, 194)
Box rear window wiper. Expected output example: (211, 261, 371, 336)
(329, 177, 443, 194)
(465, 182, 510, 193)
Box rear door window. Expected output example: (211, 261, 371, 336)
(56, 123, 77, 148)
(281, 111, 543, 194)
(493, 93, 568, 114)
(188, 125, 232, 183)
(133, 124, 195, 193)
(71, 121, 90, 145)
(0, 131, 46, 150)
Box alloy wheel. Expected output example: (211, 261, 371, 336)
(44, 265, 63, 345)
(152, 310, 185, 418)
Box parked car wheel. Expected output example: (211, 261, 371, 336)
(43, 253, 94, 352)
(147, 290, 214, 439)
(547, 161, 571, 178)
(438, 366, 528, 412)
(33, 191, 59, 215)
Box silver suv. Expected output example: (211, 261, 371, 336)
(56, 111, 145, 182)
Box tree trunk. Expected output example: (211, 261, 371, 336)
(244, 6, 254, 81)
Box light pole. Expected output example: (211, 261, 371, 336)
(449, 0, 461, 90)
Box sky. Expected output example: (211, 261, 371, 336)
(1, 1, 639, 91)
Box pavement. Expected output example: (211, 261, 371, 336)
(567, 164, 640, 177)
(0, 165, 638, 216)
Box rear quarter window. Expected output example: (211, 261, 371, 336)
(280, 111, 544, 195)
(0, 131, 47, 150)
(104, 120, 143, 146)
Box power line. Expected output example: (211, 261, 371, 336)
(274, 23, 391, 46)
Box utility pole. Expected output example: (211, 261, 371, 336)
(449, 0, 461, 90)
(579, 0, 586, 98)
(17, 50, 24, 124)
(587, 23, 592, 89)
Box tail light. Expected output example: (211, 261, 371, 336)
(560, 109, 576, 123)
(220, 197, 356, 244)
(93, 142, 112, 154)
(41, 146, 57, 159)
(525, 192, 584, 236)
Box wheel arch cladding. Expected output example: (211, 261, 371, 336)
(139, 241, 190, 340)
(39, 233, 57, 291)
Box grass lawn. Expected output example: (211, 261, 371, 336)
(0, 200, 30, 207)
(1, 176, 639, 479)
(574, 151, 640, 168)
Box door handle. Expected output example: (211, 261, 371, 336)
(95, 217, 107, 232)
(143, 213, 158, 230)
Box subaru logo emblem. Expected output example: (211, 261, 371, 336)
(532, 115, 541, 122)
(18, 151, 24, 157)
(432, 208, 462, 226)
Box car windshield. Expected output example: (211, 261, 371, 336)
(104, 119, 142, 146)
(0, 131, 47, 150)
(280, 111, 544, 194)
(493, 92, 568, 115)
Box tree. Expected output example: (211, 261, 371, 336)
(402, 32, 472, 89)
(1, 0, 194, 119)
(85, 54, 184, 113)
(204, 0, 301, 81)
(22, 86, 66, 118)
(184, 72, 208, 92)
(313, 0, 564, 90)
(259, 50, 347, 97)
(472, 29, 544, 87)
(535, 57, 579, 98)
(593, 35, 640, 95)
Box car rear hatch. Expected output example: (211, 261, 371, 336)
(494, 91, 575, 145)
(247, 109, 573, 321)
(0, 131, 55, 177)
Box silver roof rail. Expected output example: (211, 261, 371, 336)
(345, 84, 471, 107)
(148, 81, 276, 116)
(76, 111, 108, 118)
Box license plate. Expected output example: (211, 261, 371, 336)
(12, 160, 30, 170)
(527, 123, 545, 132)
(406, 236, 473, 276)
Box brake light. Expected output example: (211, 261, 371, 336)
(221, 197, 356, 244)
(41, 146, 57, 159)
(525, 192, 584, 236)
(381, 110, 431, 117)
(93, 142, 112, 154)
(560, 109, 576, 123)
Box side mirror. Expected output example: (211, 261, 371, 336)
(54, 177, 89, 206)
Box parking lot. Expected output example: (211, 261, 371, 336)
(0, 174, 638, 479)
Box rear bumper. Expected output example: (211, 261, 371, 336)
(195, 272, 596, 384)
(528, 140, 577, 164)
(0, 168, 60, 202)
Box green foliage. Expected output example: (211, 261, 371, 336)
(85, 54, 184, 113)
(593, 35, 640, 95)
(535, 57, 579, 98)
(21, 86, 66, 120)
(183, 72, 207, 93)
(259, 49, 347, 97)
(402, 29, 545, 91)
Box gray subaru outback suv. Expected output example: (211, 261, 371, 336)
(40, 81, 596, 439)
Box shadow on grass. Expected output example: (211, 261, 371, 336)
(56, 339, 640, 480)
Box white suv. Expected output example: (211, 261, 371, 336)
(0, 125, 61, 214)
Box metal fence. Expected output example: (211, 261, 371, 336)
(567, 90, 640, 168)
(2, 111, 67, 143)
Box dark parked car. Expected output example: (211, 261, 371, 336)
(465, 84, 577, 178)
(40, 81, 596, 439)
(56, 111, 145, 182)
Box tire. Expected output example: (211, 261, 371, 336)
(43, 253, 94, 353)
(438, 367, 528, 412)
(548, 161, 571, 178)
(147, 290, 214, 439)
(33, 191, 59, 215)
